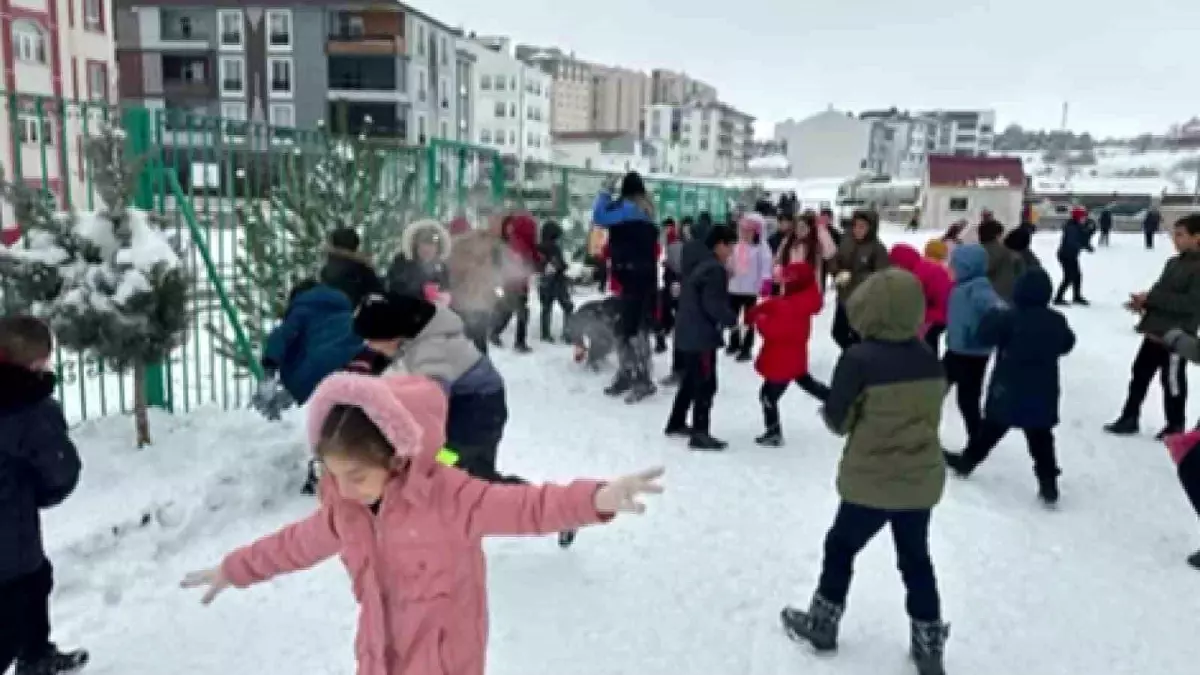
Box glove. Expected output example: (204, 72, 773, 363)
(834, 270, 852, 287)
(250, 376, 293, 421)
(759, 279, 773, 297)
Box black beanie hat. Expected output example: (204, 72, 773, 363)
(353, 292, 436, 340)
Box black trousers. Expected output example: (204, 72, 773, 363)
(1120, 337, 1188, 429)
(617, 278, 656, 340)
(1145, 230, 1155, 249)
(492, 291, 530, 346)
(1055, 253, 1083, 302)
(1099, 228, 1111, 246)
(726, 294, 758, 355)
(667, 350, 718, 434)
(960, 419, 1060, 479)
(944, 351, 990, 440)
(538, 279, 574, 340)
(831, 303, 860, 350)
(924, 324, 945, 360)
(816, 502, 941, 622)
(1180, 447, 1200, 525)
(447, 390, 524, 483)
(0, 562, 53, 672)
(760, 375, 830, 435)
(656, 286, 677, 337)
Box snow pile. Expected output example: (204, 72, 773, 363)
(43, 406, 310, 604)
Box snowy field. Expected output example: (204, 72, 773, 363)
(41, 227, 1199, 675)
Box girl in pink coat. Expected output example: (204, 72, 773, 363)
(888, 243, 953, 358)
(181, 372, 664, 675)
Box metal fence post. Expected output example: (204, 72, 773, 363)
(490, 152, 505, 207)
(424, 141, 438, 216)
(122, 106, 169, 410)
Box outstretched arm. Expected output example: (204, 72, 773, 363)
(220, 505, 341, 588)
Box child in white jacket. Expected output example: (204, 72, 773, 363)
(726, 213, 774, 362)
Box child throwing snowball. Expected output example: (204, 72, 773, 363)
(182, 372, 663, 675)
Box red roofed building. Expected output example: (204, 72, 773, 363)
(921, 154, 1027, 232)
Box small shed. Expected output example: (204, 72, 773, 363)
(921, 155, 1026, 232)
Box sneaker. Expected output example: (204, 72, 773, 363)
(1103, 417, 1139, 436)
(1072, 297, 1090, 306)
(755, 431, 783, 447)
(17, 647, 89, 675)
(664, 424, 692, 438)
(688, 433, 728, 451)
(910, 619, 950, 675)
(780, 594, 843, 652)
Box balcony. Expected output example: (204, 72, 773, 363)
(328, 55, 400, 93)
(328, 32, 404, 56)
(327, 10, 404, 55)
(159, 10, 212, 44)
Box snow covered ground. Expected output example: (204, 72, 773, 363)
(41, 228, 1199, 675)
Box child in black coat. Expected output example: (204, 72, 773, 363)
(944, 268, 1075, 504)
(0, 316, 86, 675)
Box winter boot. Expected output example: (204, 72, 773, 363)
(604, 373, 632, 397)
(17, 646, 89, 675)
(688, 432, 728, 451)
(1072, 297, 1090, 306)
(910, 619, 950, 675)
(625, 380, 657, 404)
(606, 341, 635, 397)
(781, 594, 844, 652)
(736, 329, 754, 362)
(557, 530, 577, 548)
(725, 329, 742, 356)
(1187, 550, 1200, 570)
(664, 423, 692, 438)
(756, 429, 783, 447)
(1156, 425, 1184, 441)
(1103, 416, 1139, 436)
(1037, 473, 1060, 506)
(942, 451, 974, 478)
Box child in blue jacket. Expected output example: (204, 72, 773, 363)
(944, 244, 1006, 440)
(944, 268, 1076, 505)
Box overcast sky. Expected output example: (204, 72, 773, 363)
(430, 0, 1198, 139)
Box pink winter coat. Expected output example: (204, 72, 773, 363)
(221, 373, 612, 675)
(889, 243, 952, 331)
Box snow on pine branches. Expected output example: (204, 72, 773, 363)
(0, 124, 189, 447)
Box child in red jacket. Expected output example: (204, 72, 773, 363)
(748, 261, 831, 446)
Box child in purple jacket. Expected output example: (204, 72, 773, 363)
(726, 212, 774, 362)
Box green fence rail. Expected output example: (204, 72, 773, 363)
(0, 94, 733, 422)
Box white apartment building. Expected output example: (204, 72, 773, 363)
(406, 10, 459, 145)
(925, 109, 996, 156)
(458, 35, 551, 163)
(859, 110, 940, 180)
(775, 108, 875, 180)
(1, 0, 115, 239)
(516, 45, 593, 134)
(644, 101, 753, 177)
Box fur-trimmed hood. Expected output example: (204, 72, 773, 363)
(400, 219, 451, 262)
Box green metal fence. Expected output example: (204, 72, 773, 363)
(0, 94, 732, 422)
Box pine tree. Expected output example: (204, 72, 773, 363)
(0, 125, 189, 447)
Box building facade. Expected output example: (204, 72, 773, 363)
(651, 68, 716, 106)
(516, 45, 593, 134)
(114, 1, 459, 144)
(644, 101, 753, 177)
(552, 130, 650, 174)
(923, 109, 996, 156)
(590, 64, 650, 136)
(859, 109, 940, 180)
(774, 108, 876, 180)
(1, 0, 116, 233)
(458, 35, 551, 163)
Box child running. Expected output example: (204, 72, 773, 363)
(781, 268, 950, 675)
(181, 372, 664, 675)
(749, 261, 830, 447)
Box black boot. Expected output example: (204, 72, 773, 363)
(664, 423, 692, 438)
(725, 329, 741, 356)
(688, 432, 728, 451)
(17, 646, 89, 675)
(624, 333, 656, 404)
(781, 594, 843, 652)
(1103, 416, 1139, 435)
(756, 428, 783, 447)
(604, 373, 632, 397)
(1187, 550, 1200, 569)
(942, 451, 974, 478)
(1072, 297, 1090, 306)
(1037, 473, 1060, 506)
(605, 341, 634, 396)
(557, 530, 577, 548)
(736, 328, 754, 362)
(910, 619, 950, 675)
(1156, 425, 1184, 441)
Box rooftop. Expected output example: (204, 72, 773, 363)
(927, 154, 1025, 188)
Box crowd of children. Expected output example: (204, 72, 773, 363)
(6, 169, 1200, 675)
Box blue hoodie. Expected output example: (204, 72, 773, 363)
(946, 244, 1005, 356)
(592, 192, 659, 281)
(262, 285, 365, 403)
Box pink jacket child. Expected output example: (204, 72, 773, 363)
(888, 243, 952, 334)
(182, 372, 664, 675)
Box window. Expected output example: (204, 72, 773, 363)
(417, 115, 426, 143)
(17, 115, 52, 145)
(440, 37, 448, 65)
(266, 10, 292, 50)
(508, 130, 515, 145)
(699, 139, 709, 151)
(270, 103, 294, 128)
(494, 129, 504, 145)
(440, 120, 448, 139)
(222, 102, 246, 121)
(494, 102, 505, 118)
(509, 76, 516, 90)
(948, 197, 969, 212)
(508, 102, 516, 117)
(416, 24, 425, 56)
(493, 76, 504, 92)
(12, 22, 46, 64)
(439, 79, 448, 109)
(480, 75, 492, 90)
(418, 71, 426, 102)
(526, 131, 534, 146)
(219, 56, 245, 95)
(268, 57, 293, 96)
(218, 10, 243, 47)
(86, 61, 109, 101)
(83, 0, 104, 32)
(480, 129, 492, 144)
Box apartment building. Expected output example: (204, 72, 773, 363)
(859, 109, 939, 180)
(591, 64, 650, 136)
(458, 34, 551, 163)
(516, 45, 593, 133)
(775, 108, 876, 180)
(114, 1, 459, 145)
(0, 0, 116, 233)
(651, 68, 716, 105)
(643, 100, 753, 177)
(923, 109, 996, 156)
